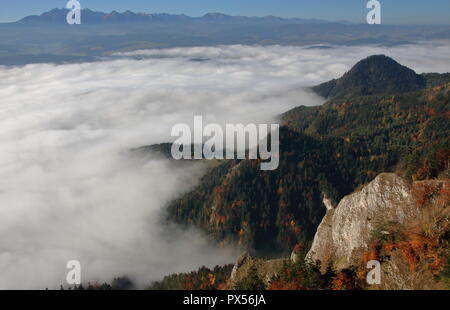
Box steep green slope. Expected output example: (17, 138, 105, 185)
(167, 129, 346, 253)
(164, 56, 450, 255)
(284, 80, 450, 181)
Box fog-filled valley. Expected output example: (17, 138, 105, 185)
(1, 42, 450, 289)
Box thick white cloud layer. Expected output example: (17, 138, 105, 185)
(0, 42, 450, 289)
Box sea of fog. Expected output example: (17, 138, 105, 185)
(0, 42, 450, 289)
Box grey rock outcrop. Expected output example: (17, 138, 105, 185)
(306, 173, 417, 272)
(229, 252, 285, 288)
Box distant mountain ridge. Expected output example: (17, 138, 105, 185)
(17, 8, 334, 24)
(2, 8, 450, 64)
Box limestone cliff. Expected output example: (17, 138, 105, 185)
(306, 173, 416, 271)
(305, 173, 449, 289)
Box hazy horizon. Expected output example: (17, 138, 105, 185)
(1, 0, 450, 24)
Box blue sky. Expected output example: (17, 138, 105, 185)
(0, 0, 449, 24)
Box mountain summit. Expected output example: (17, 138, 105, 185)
(313, 55, 426, 99)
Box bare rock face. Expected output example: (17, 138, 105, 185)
(306, 173, 416, 272)
(229, 252, 285, 288)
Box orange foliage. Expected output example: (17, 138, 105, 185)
(208, 273, 216, 286)
(380, 231, 443, 273)
(330, 272, 354, 290)
(277, 185, 283, 194)
(293, 226, 302, 234)
(412, 181, 440, 208)
(214, 186, 224, 194)
(231, 200, 243, 208)
(269, 281, 304, 290)
(183, 279, 194, 290)
(362, 242, 378, 265)
(293, 242, 305, 252)
(437, 180, 450, 206)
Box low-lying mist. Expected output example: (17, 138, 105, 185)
(0, 42, 450, 289)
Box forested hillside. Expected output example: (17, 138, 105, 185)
(312, 55, 427, 99)
(165, 55, 450, 255)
